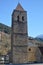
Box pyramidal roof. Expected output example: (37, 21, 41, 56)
(15, 3, 25, 11)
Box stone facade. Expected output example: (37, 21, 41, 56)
(11, 3, 43, 64)
(27, 46, 41, 63)
(0, 3, 43, 64)
(11, 3, 28, 63)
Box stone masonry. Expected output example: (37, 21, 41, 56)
(11, 3, 28, 63)
(11, 3, 43, 64)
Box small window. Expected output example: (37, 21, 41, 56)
(28, 48, 31, 51)
(17, 15, 19, 21)
(22, 16, 24, 21)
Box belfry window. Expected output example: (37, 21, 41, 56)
(17, 15, 19, 21)
(22, 16, 24, 21)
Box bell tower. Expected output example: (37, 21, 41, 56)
(11, 3, 28, 63)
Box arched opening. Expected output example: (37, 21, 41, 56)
(22, 16, 24, 21)
(17, 15, 19, 21)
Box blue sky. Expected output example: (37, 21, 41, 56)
(0, 0, 43, 37)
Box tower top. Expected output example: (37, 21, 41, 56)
(15, 3, 25, 11)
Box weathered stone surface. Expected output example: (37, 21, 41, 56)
(13, 21, 27, 34)
(13, 34, 28, 46)
(12, 11, 27, 22)
(11, 3, 43, 63)
(13, 47, 28, 53)
(27, 47, 41, 62)
(13, 51, 28, 63)
(11, 4, 28, 63)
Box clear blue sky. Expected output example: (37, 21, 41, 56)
(0, 0, 43, 37)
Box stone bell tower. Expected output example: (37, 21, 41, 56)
(11, 3, 28, 63)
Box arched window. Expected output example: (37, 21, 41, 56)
(17, 15, 19, 21)
(22, 16, 24, 21)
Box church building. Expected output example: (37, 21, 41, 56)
(0, 3, 43, 64)
(11, 3, 43, 63)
